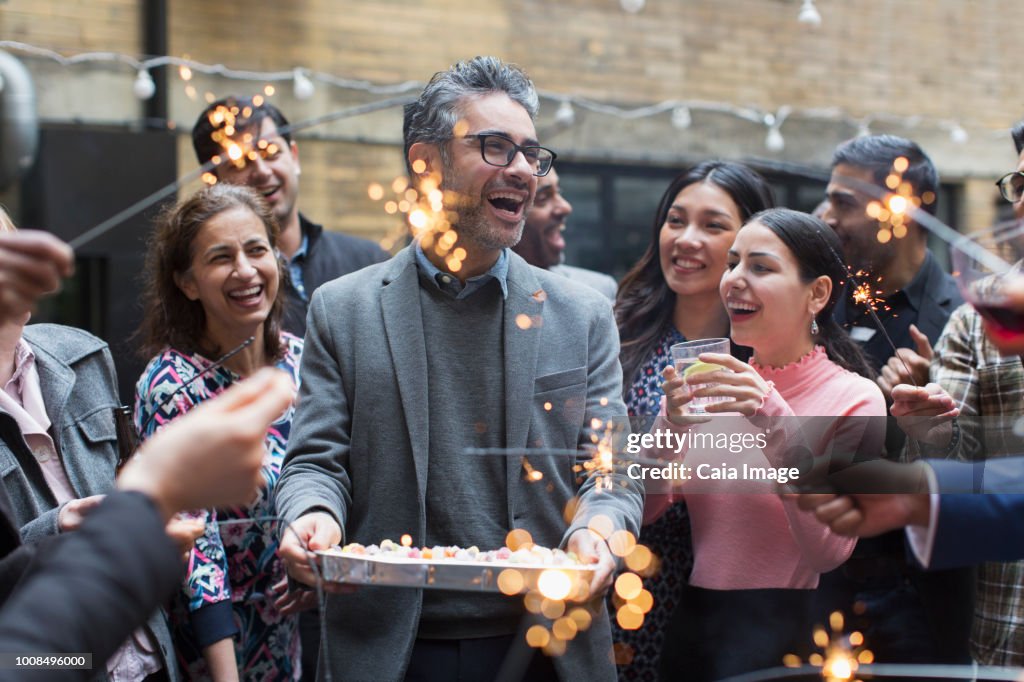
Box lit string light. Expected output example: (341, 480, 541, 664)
(0, 40, 1005, 149)
(798, 0, 823, 27)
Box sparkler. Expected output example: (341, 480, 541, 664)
(466, 436, 657, 650)
(781, 611, 871, 682)
(834, 164, 1010, 279)
(68, 95, 416, 251)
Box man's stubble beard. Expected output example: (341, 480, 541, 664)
(440, 171, 526, 253)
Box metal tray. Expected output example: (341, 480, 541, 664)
(315, 550, 596, 592)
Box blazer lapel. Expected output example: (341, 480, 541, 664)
(503, 257, 544, 528)
(380, 248, 431, 505)
(504, 256, 544, 452)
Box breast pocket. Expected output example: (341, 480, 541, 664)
(69, 408, 120, 483)
(532, 366, 588, 451)
(0, 439, 51, 528)
(976, 361, 1024, 455)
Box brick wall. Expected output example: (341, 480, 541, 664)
(4, 0, 1023, 237)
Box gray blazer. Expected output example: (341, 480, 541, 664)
(0, 323, 178, 682)
(550, 264, 618, 301)
(277, 246, 643, 682)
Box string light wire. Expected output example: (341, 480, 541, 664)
(0, 40, 1000, 148)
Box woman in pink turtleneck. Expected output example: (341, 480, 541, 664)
(649, 208, 886, 681)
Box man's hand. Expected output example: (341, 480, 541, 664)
(165, 516, 206, 561)
(890, 383, 959, 447)
(279, 512, 345, 590)
(567, 528, 615, 599)
(0, 230, 74, 323)
(795, 492, 932, 538)
(118, 367, 295, 520)
(57, 495, 105, 532)
(270, 577, 320, 616)
(876, 325, 932, 400)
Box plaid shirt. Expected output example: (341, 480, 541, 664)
(928, 302, 1024, 666)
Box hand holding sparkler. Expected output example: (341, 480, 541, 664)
(0, 229, 74, 322)
(876, 324, 932, 400)
(889, 382, 959, 447)
(565, 528, 616, 598)
(792, 460, 932, 538)
(118, 367, 295, 521)
(280, 512, 353, 594)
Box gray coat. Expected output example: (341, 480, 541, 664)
(276, 246, 643, 682)
(550, 264, 618, 301)
(0, 323, 178, 682)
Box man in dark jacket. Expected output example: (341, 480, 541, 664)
(192, 98, 391, 336)
(823, 134, 962, 392)
(820, 134, 971, 665)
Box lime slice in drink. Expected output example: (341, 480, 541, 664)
(682, 361, 723, 379)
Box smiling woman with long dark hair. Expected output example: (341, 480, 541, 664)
(612, 161, 774, 679)
(650, 208, 884, 680)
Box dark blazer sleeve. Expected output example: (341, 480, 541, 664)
(0, 491, 182, 681)
(927, 458, 1024, 569)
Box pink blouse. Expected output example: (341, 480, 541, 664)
(644, 346, 886, 589)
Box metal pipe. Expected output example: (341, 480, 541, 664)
(0, 50, 38, 190)
(142, 0, 168, 125)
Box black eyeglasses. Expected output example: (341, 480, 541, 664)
(469, 134, 556, 177)
(996, 171, 1024, 203)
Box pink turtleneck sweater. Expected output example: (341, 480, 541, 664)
(644, 346, 886, 590)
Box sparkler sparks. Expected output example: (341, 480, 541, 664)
(784, 611, 872, 681)
(848, 272, 891, 314)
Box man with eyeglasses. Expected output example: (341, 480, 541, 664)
(512, 167, 618, 300)
(191, 97, 390, 337)
(275, 57, 641, 682)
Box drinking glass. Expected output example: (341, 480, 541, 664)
(950, 220, 1024, 345)
(670, 338, 731, 414)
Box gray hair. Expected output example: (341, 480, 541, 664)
(403, 56, 539, 174)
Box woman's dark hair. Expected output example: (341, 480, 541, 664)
(138, 183, 285, 361)
(615, 161, 775, 391)
(748, 208, 875, 379)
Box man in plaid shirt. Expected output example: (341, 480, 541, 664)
(917, 120, 1024, 666)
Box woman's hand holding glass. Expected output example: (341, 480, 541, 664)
(684, 352, 771, 417)
(661, 365, 711, 427)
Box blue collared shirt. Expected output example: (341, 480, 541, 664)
(287, 233, 310, 302)
(413, 241, 509, 300)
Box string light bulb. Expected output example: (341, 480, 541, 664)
(671, 106, 692, 130)
(133, 69, 156, 100)
(554, 99, 575, 126)
(0, 40, 991, 152)
(293, 68, 315, 100)
(766, 127, 785, 152)
(949, 123, 968, 144)
(620, 0, 645, 13)
(798, 0, 822, 27)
